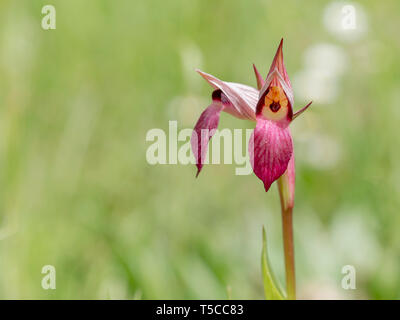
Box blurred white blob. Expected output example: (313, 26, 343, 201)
(304, 44, 348, 76)
(293, 44, 348, 104)
(294, 70, 339, 104)
(323, 2, 368, 42)
(296, 212, 341, 281)
(297, 207, 380, 299)
(299, 281, 344, 300)
(296, 132, 342, 170)
(330, 207, 381, 273)
(180, 42, 204, 91)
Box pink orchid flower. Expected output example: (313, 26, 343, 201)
(191, 39, 312, 197)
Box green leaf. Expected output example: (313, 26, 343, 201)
(261, 226, 285, 300)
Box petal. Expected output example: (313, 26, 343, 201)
(293, 101, 312, 119)
(253, 64, 264, 90)
(191, 100, 223, 177)
(249, 119, 293, 191)
(196, 69, 257, 120)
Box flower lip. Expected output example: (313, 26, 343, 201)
(249, 119, 293, 191)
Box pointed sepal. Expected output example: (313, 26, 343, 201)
(266, 38, 291, 90)
(293, 101, 312, 120)
(253, 64, 264, 90)
(196, 69, 257, 120)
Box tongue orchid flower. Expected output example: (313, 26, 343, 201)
(191, 39, 312, 195)
(191, 39, 312, 300)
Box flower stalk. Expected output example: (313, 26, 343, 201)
(277, 172, 296, 300)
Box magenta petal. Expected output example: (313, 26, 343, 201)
(191, 101, 223, 177)
(249, 120, 293, 191)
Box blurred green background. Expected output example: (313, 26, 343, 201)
(0, 0, 399, 299)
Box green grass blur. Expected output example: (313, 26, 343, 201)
(0, 0, 399, 299)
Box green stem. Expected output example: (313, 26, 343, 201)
(281, 206, 295, 299)
(277, 177, 296, 300)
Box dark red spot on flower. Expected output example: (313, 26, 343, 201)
(269, 101, 281, 112)
(212, 89, 230, 105)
